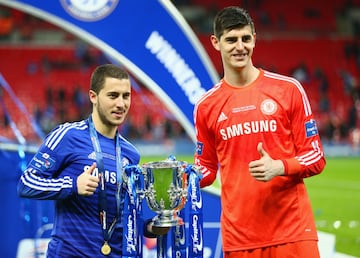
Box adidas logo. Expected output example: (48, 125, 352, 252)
(217, 112, 228, 122)
(88, 151, 96, 160)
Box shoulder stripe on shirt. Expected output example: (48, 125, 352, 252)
(45, 121, 88, 151)
(193, 81, 223, 126)
(195, 80, 222, 106)
(264, 71, 312, 117)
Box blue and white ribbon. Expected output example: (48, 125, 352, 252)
(123, 165, 143, 257)
(186, 164, 203, 258)
(171, 208, 187, 258)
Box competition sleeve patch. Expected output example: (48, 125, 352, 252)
(30, 152, 55, 170)
(305, 119, 319, 137)
(196, 142, 204, 155)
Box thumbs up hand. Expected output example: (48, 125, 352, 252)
(257, 142, 269, 158)
(248, 142, 284, 182)
(77, 162, 99, 196)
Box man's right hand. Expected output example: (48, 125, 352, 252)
(77, 162, 99, 196)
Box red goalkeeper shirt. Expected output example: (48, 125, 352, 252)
(194, 69, 326, 251)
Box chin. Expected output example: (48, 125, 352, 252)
(116, 118, 126, 125)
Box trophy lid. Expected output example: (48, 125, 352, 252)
(142, 160, 186, 169)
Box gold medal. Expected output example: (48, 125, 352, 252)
(101, 241, 111, 256)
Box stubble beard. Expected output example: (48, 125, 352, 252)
(96, 103, 123, 128)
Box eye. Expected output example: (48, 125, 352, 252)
(108, 92, 119, 99)
(123, 93, 131, 99)
(242, 35, 252, 42)
(225, 37, 237, 43)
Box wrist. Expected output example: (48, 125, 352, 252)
(143, 219, 157, 238)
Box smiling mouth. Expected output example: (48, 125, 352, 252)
(233, 52, 247, 58)
(112, 111, 124, 118)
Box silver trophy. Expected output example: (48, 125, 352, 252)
(141, 160, 188, 227)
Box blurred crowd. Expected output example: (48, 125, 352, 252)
(0, 1, 360, 148)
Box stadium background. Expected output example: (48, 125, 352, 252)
(0, 0, 359, 257)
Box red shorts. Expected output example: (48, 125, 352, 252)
(224, 241, 320, 258)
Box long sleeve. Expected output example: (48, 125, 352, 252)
(17, 165, 76, 200)
(17, 122, 87, 200)
(193, 84, 222, 188)
(271, 72, 326, 177)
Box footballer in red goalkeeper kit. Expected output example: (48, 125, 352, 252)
(194, 7, 326, 258)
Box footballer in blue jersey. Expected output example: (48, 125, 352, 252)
(17, 64, 168, 257)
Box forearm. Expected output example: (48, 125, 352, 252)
(194, 157, 217, 188)
(17, 169, 75, 200)
(282, 156, 326, 178)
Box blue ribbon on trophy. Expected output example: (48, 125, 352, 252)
(186, 165, 203, 257)
(170, 163, 203, 258)
(171, 208, 187, 258)
(123, 165, 143, 257)
(135, 168, 144, 258)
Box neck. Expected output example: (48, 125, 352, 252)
(224, 65, 259, 87)
(90, 114, 117, 139)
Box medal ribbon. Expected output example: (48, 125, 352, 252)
(88, 117, 122, 247)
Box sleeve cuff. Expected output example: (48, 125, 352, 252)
(282, 158, 302, 175)
(72, 176, 78, 195)
(143, 219, 158, 238)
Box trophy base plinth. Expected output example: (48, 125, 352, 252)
(152, 215, 184, 227)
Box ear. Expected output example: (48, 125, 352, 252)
(210, 35, 220, 51)
(89, 90, 97, 104)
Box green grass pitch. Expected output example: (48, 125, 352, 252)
(306, 157, 360, 257)
(140, 155, 360, 257)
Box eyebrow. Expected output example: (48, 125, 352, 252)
(224, 34, 252, 41)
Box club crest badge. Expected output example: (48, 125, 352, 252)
(60, 0, 119, 21)
(260, 99, 277, 115)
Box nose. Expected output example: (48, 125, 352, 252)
(116, 96, 126, 107)
(235, 40, 244, 50)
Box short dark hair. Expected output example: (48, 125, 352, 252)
(213, 7, 255, 39)
(90, 64, 129, 94)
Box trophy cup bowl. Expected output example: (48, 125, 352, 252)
(142, 160, 188, 227)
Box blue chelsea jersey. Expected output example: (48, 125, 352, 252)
(17, 119, 140, 257)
